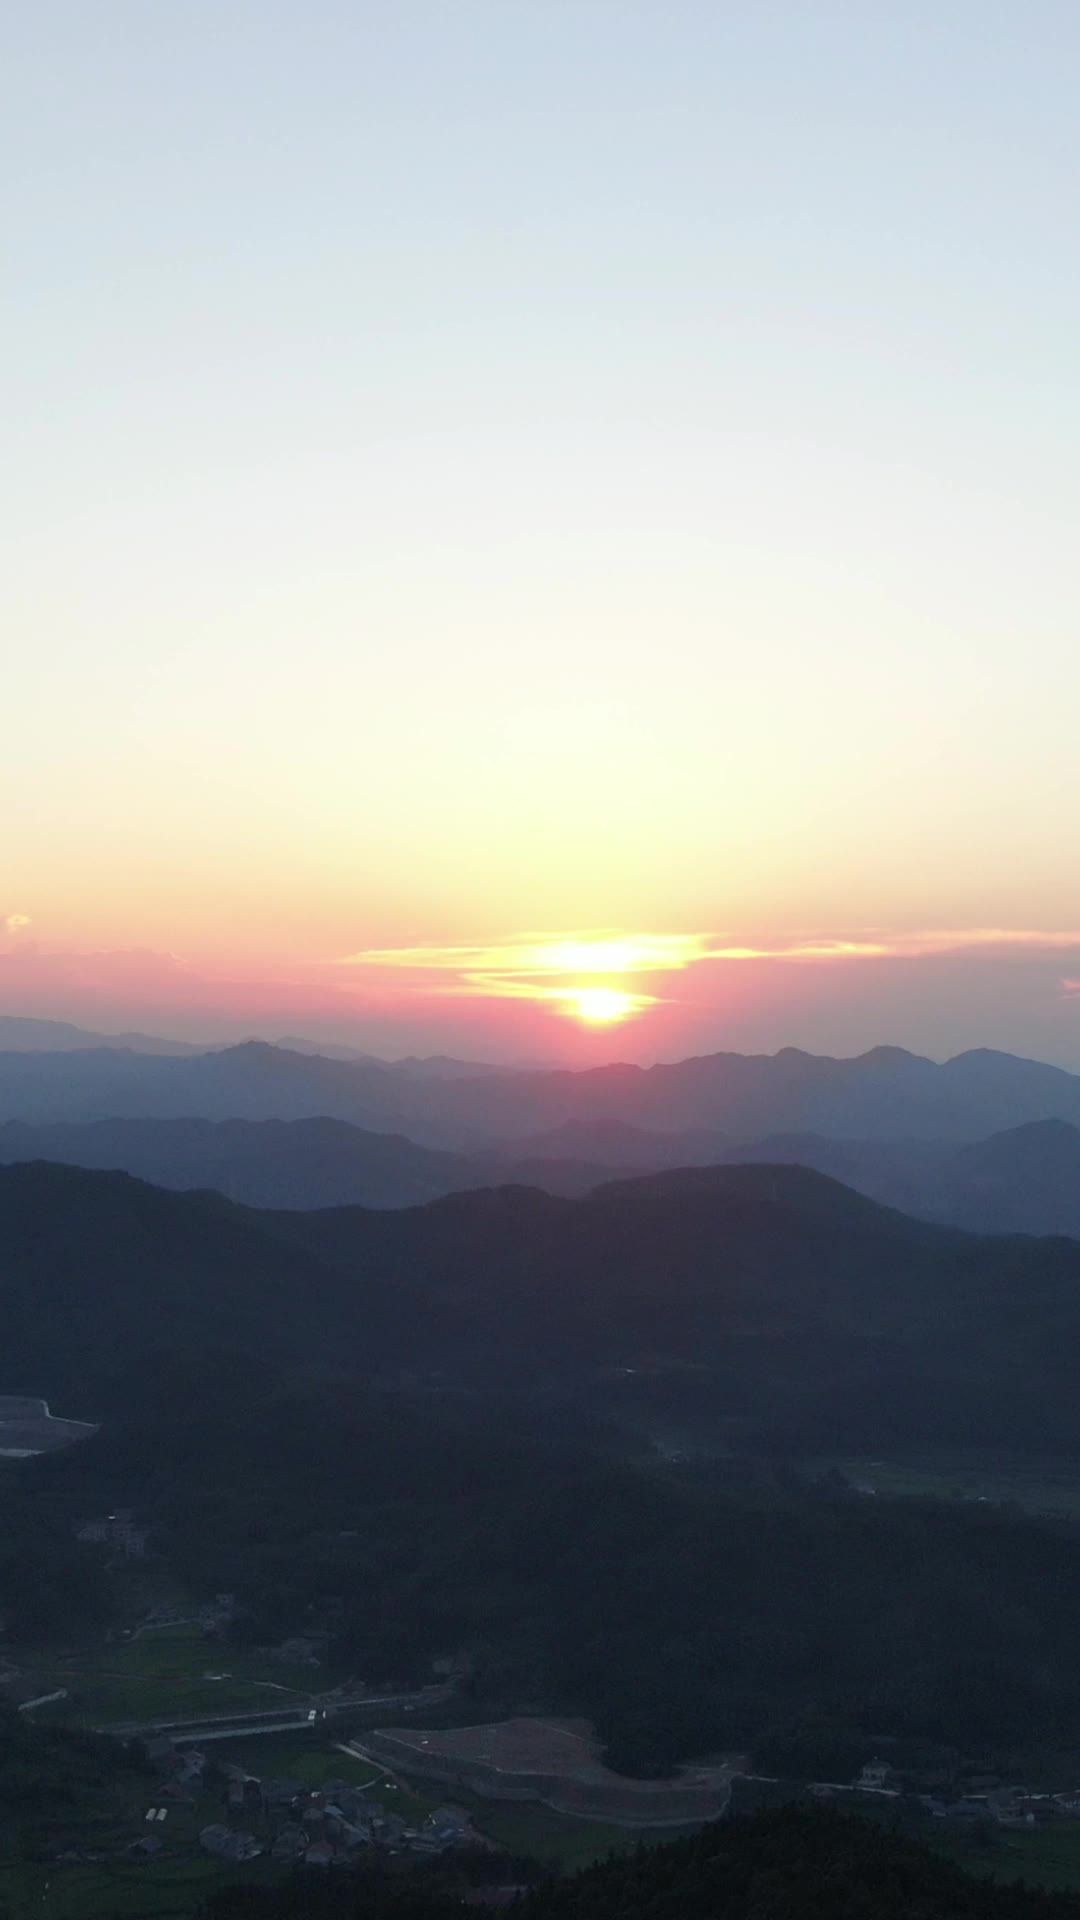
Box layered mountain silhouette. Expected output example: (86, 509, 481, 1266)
(0, 1115, 612, 1208)
(0, 1015, 200, 1054)
(722, 1118, 1080, 1237)
(5, 1037, 1080, 1144)
(1, 1105, 1078, 1236)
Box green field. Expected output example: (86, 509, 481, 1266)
(933, 1820, 1080, 1892)
(34, 1625, 330, 1726)
(212, 1730, 381, 1789)
(0, 1755, 267, 1920)
(465, 1798, 641, 1870)
(0, 1851, 272, 1920)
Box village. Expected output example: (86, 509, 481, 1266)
(143, 1741, 481, 1870)
(804, 1758, 1080, 1832)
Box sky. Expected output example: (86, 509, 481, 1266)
(4, 1, 1080, 1064)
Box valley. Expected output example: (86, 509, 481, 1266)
(9, 1043, 1080, 1914)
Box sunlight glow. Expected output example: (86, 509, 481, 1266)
(331, 925, 1080, 1037)
(565, 986, 647, 1027)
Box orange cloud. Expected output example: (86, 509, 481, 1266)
(340, 934, 710, 976)
(338, 926, 1080, 1025)
(338, 933, 695, 1024)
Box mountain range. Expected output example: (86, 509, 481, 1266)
(0, 1015, 201, 1055)
(6, 1035, 1080, 1147)
(0, 1114, 611, 1208)
(3, 1107, 1080, 1237)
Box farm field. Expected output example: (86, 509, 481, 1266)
(464, 1798, 641, 1870)
(214, 1730, 382, 1790)
(0, 1850, 277, 1920)
(33, 1624, 331, 1727)
(933, 1821, 1080, 1892)
(0, 1758, 270, 1920)
(213, 1730, 445, 1828)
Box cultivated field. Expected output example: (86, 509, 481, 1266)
(33, 1624, 330, 1727)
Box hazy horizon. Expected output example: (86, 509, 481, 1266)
(6, 1002, 1080, 1081)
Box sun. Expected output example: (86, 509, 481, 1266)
(566, 986, 641, 1027)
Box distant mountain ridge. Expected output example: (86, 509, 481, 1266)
(0, 1114, 613, 1209)
(0, 1015, 200, 1055)
(4, 1035, 1080, 1146)
(0, 1015, 505, 1076)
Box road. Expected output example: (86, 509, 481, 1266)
(97, 1685, 454, 1743)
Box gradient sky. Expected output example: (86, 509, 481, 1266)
(5, 2, 1080, 1062)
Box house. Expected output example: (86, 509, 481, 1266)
(199, 1825, 262, 1862)
(76, 1511, 148, 1558)
(855, 1760, 897, 1792)
(272, 1825, 309, 1860)
(942, 1799, 993, 1824)
(427, 1805, 470, 1839)
(1015, 1794, 1062, 1825)
(262, 1777, 304, 1809)
(336, 1821, 373, 1850)
(377, 1813, 407, 1844)
(320, 1780, 359, 1809)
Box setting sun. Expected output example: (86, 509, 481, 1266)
(566, 986, 643, 1026)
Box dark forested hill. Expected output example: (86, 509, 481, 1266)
(203, 1808, 1080, 1920)
(0, 1162, 358, 1422)
(7, 1157, 1080, 1451)
(274, 1162, 1080, 1452)
(717, 1119, 1080, 1239)
(15, 1163, 1080, 1777)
